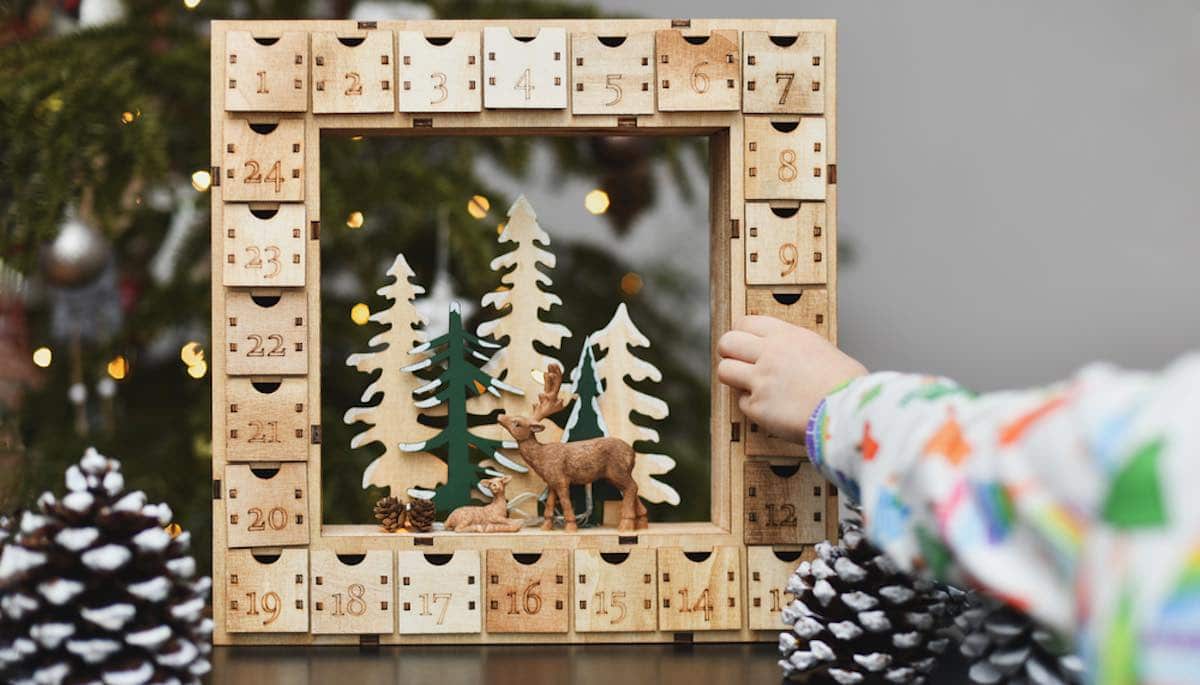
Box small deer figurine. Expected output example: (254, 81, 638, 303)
(444, 476, 525, 533)
(497, 364, 648, 533)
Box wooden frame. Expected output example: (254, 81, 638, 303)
(210, 17, 837, 646)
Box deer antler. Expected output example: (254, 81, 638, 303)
(531, 363, 567, 422)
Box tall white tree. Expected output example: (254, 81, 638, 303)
(344, 254, 444, 500)
(473, 196, 573, 513)
(592, 303, 681, 509)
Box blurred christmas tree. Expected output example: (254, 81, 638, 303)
(0, 0, 713, 577)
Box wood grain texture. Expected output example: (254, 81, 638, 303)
(311, 30, 396, 113)
(483, 27, 567, 109)
(222, 116, 306, 203)
(398, 31, 482, 113)
(746, 545, 814, 630)
(745, 286, 829, 338)
(744, 202, 826, 286)
(225, 289, 309, 376)
(485, 549, 570, 633)
(571, 32, 655, 115)
(225, 463, 309, 548)
(397, 551, 482, 634)
(657, 547, 741, 631)
(226, 376, 309, 462)
(226, 548, 309, 633)
(743, 115, 826, 201)
(574, 549, 658, 633)
(742, 31, 825, 114)
(222, 203, 306, 288)
(745, 418, 805, 458)
(311, 550, 395, 634)
(743, 460, 826, 545)
(225, 30, 308, 112)
(655, 30, 740, 111)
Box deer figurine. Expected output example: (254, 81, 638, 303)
(444, 476, 525, 533)
(497, 363, 648, 533)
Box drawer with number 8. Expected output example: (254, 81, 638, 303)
(744, 115, 827, 201)
(222, 203, 306, 288)
(224, 462, 309, 548)
(222, 117, 305, 203)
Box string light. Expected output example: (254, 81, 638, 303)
(467, 195, 490, 219)
(120, 110, 141, 125)
(350, 303, 371, 325)
(350, 135, 364, 141)
(346, 211, 365, 229)
(183, 0, 201, 8)
(191, 170, 212, 192)
(584, 189, 610, 215)
(187, 360, 208, 379)
(107, 355, 129, 381)
(620, 272, 643, 296)
(32, 347, 52, 368)
(180, 342, 204, 366)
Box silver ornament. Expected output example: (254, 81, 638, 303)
(42, 210, 111, 288)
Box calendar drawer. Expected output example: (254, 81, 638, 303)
(222, 203, 306, 288)
(657, 547, 741, 631)
(225, 289, 308, 376)
(485, 550, 570, 633)
(225, 31, 308, 112)
(574, 549, 657, 632)
(225, 549, 309, 633)
(224, 463, 309, 549)
(742, 31, 825, 114)
(746, 546, 814, 630)
(655, 29, 740, 111)
(745, 286, 828, 339)
(397, 31, 482, 113)
(571, 32, 655, 115)
(483, 27, 567, 109)
(225, 377, 309, 462)
(744, 202, 826, 286)
(311, 550, 394, 635)
(398, 551, 482, 635)
(311, 30, 396, 113)
(744, 116, 827, 201)
(222, 117, 305, 203)
(744, 460, 827, 545)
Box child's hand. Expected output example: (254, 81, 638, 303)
(717, 316, 867, 443)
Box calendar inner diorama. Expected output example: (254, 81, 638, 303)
(210, 18, 838, 645)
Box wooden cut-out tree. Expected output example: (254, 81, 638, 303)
(344, 254, 443, 501)
(474, 195, 572, 514)
(592, 303, 680, 518)
(561, 336, 608, 523)
(401, 303, 525, 512)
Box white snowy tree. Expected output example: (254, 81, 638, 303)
(473, 196, 573, 513)
(344, 254, 444, 500)
(592, 303, 681, 510)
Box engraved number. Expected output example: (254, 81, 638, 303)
(769, 588, 783, 613)
(506, 580, 543, 615)
(247, 506, 288, 531)
(418, 592, 453, 624)
(332, 583, 367, 617)
(245, 591, 281, 625)
(778, 149, 798, 182)
(779, 243, 799, 278)
(690, 62, 710, 93)
(243, 160, 284, 193)
(247, 420, 280, 444)
(775, 72, 795, 104)
(344, 71, 363, 96)
(593, 590, 627, 625)
(256, 70, 269, 94)
(764, 503, 798, 528)
(515, 68, 534, 100)
(430, 72, 448, 104)
(246, 334, 286, 358)
(604, 74, 623, 106)
(677, 588, 714, 621)
(243, 246, 281, 279)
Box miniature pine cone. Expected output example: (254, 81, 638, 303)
(778, 517, 962, 684)
(405, 499, 435, 533)
(0, 448, 212, 685)
(373, 496, 405, 533)
(957, 600, 1084, 684)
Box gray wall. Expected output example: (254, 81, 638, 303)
(561, 0, 1200, 391)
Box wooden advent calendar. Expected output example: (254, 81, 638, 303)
(210, 17, 838, 646)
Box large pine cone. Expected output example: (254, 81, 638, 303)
(0, 448, 212, 684)
(405, 499, 435, 533)
(373, 496, 405, 533)
(957, 600, 1084, 684)
(779, 518, 961, 683)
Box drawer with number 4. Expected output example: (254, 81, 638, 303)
(744, 460, 826, 545)
(657, 547, 741, 631)
(483, 27, 567, 109)
(311, 550, 394, 635)
(222, 203, 306, 288)
(744, 116, 827, 201)
(222, 117, 305, 203)
(485, 550, 569, 633)
(655, 29, 740, 111)
(574, 549, 657, 632)
(745, 202, 826, 286)
(224, 462, 309, 548)
(398, 551, 482, 634)
(225, 289, 308, 376)
(742, 31, 825, 114)
(225, 548, 309, 633)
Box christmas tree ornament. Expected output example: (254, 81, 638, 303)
(0, 448, 212, 684)
(373, 495, 406, 533)
(956, 599, 1085, 685)
(496, 363, 646, 533)
(444, 476, 524, 533)
(405, 498, 436, 533)
(41, 207, 111, 289)
(778, 517, 960, 684)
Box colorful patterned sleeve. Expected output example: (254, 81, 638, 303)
(805, 355, 1200, 684)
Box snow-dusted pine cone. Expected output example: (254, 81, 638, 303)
(779, 518, 961, 684)
(0, 448, 212, 685)
(373, 496, 405, 533)
(405, 499, 435, 533)
(957, 600, 1084, 684)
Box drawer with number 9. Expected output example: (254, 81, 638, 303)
(745, 202, 826, 286)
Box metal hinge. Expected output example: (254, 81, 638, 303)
(731, 422, 741, 442)
(671, 19, 691, 28)
(413, 537, 434, 547)
(311, 425, 321, 444)
(730, 218, 740, 239)
(212, 480, 222, 500)
(618, 535, 638, 545)
(617, 116, 638, 128)
(310, 220, 320, 240)
(827, 163, 837, 184)
(357, 21, 378, 30)
(413, 118, 434, 128)
(211, 166, 221, 187)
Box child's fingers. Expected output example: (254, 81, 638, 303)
(717, 358, 755, 391)
(737, 315, 790, 337)
(717, 330, 762, 363)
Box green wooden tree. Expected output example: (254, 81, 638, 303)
(562, 336, 607, 522)
(400, 303, 526, 512)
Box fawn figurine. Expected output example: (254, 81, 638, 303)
(444, 476, 525, 533)
(497, 363, 648, 533)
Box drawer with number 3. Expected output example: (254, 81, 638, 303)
(224, 463, 309, 548)
(397, 31, 482, 113)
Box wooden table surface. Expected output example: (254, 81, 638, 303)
(210, 643, 969, 683)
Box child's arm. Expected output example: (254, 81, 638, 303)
(719, 316, 1200, 683)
